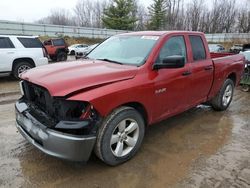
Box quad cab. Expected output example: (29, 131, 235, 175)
(16, 31, 245, 165)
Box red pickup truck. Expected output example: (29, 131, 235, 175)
(16, 31, 244, 166)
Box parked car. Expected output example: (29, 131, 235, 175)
(230, 44, 243, 53)
(75, 43, 99, 59)
(43, 38, 68, 62)
(68, 44, 89, 55)
(208, 44, 225, 52)
(242, 44, 250, 52)
(0, 35, 48, 78)
(16, 31, 244, 166)
(240, 51, 250, 91)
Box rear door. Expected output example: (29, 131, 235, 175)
(0, 37, 16, 72)
(187, 35, 214, 106)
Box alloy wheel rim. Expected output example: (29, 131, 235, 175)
(18, 65, 30, 75)
(110, 118, 139, 157)
(222, 84, 233, 106)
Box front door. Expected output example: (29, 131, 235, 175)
(152, 35, 191, 121)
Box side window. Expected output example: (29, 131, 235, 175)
(0, 37, 15, 48)
(157, 36, 187, 64)
(189, 36, 206, 61)
(44, 40, 52, 46)
(18, 37, 43, 48)
(53, 39, 65, 46)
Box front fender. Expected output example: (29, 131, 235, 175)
(67, 79, 153, 123)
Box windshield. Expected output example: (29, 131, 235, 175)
(87, 35, 159, 66)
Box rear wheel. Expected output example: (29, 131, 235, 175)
(95, 106, 145, 166)
(211, 79, 234, 111)
(13, 61, 33, 79)
(56, 51, 67, 62)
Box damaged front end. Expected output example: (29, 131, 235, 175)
(15, 80, 101, 161)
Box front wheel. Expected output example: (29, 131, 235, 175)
(211, 79, 234, 111)
(95, 106, 145, 166)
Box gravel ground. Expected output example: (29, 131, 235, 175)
(0, 70, 249, 188)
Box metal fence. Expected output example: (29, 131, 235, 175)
(0, 20, 128, 39)
(0, 20, 250, 42)
(205, 33, 250, 43)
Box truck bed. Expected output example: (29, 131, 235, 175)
(210, 52, 235, 59)
(208, 52, 245, 100)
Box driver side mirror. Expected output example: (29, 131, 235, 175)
(153, 55, 185, 70)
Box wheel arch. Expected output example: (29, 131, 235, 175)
(227, 72, 237, 86)
(12, 57, 35, 71)
(114, 102, 149, 127)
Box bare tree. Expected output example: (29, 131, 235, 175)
(185, 0, 204, 31)
(165, 0, 182, 30)
(135, 3, 149, 30)
(36, 9, 75, 26)
(74, 0, 93, 27)
(218, 0, 237, 33)
(74, 0, 108, 28)
(199, 10, 211, 33)
(34, 0, 250, 33)
(237, 7, 250, 33)
(92, 0, 108, 28)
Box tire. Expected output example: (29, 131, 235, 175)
(241, 85, 250, 92)
(211, 79, 234, 111)
(13, 61, 33, 79)
(95, 106, 145, 166)
(70, 50, 75, 55)
(56, 51, 67, 62)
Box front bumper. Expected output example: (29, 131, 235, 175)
(15, 101, 96, 162)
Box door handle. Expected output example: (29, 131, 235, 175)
(204, 65, 213, 70)
(7, 52, 14, 54)
(182, 71, 192, 76)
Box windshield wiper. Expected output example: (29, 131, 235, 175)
(97, 58, 123, 65)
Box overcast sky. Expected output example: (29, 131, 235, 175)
(0, 0, 153, 22)
(0, 0, 249, 23)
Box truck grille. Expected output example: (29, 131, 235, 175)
(22, 81, 49, 111)
(21, 80, 57, 127)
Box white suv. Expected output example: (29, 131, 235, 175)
(0, 35, 48, 78)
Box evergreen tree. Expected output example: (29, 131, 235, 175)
(147, 0, 168, 30)
(102, 0, 137, 30)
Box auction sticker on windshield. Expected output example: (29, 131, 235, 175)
(141, 36, 159, 40)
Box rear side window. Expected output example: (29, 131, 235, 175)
(189, 36, 206, 61)
(0, 37, 14, 48)
(53, 39, 65, 46)
(18, 37, 43, 48)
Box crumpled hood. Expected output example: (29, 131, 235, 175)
(21, 60, 138, 96)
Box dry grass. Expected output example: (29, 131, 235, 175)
(39, 35, 104, 46)
(209, 38, 250, 51)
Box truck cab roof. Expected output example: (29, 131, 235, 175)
(118, 31, 204, 36)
